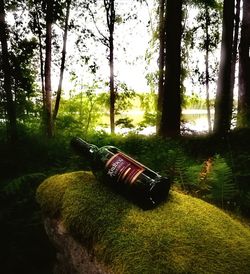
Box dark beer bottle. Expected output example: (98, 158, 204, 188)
(71, 137, 171, 210)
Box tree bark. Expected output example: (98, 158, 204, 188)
(0, 0, 17, 142)
(34, 2, 46, 115)
(159, 0, 183, 138)
(157, 0, 166, 133)
(237, 0, 250, 127)
(104, 0, 115, 134)
(44, 0, 53, 137)
(230, 0, 241, 125)
(213, 0, 235, 135)
(53, 0, 71, 123)
(109, 27, 115, 134)
(205, 5, 212, 133)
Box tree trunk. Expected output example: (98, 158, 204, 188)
(230, 0, 241, 125)
(44, 0, 53, 137)
(205, 5, 212, 133)
(109, 29, 115, 134)
(53, 0, 71, 124)
(0, 0, 17, 142)
(213, 0, 235, 135)
(84, 99, 94, 137)
(237, 0, 250, 127)
(157, 0, 166, 133)
(104, 0, 115, 134)
(159, 0, 182, 138)
(34, 2, 45, 115)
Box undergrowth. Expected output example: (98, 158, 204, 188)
(1, 128, 250, 273)
(1, 129, 250, 217)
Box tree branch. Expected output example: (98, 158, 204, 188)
(87, 5, 109, 46)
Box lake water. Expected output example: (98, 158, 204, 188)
(182, 109, 214, 134)
(97, 109, 214, 135)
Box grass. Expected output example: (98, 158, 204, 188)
(37, 171, 250, 274)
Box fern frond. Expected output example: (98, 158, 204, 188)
(206, 155, 236, 208)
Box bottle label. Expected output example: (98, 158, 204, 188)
(105, 152, 145, 184)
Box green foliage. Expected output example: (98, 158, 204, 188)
(189, 0, 222, 10)
(185, 163, 206, 191)
(0, 36, 39, 121)
(204, 155, 236, 207)
(183, 1, 221, 101)
(55, 89, 107, 137)
(172, 153, 238, 210)
(115, 83, 136, 114)
(0, 128, 75, 182)
(137, 92, 157, 129)
(163, 149, 188, 186)
(138, 112, 156, 128)
(183, 93, 207, 109)
(115, 117, 134, 129)
(138, 92, 156, 113)
(160, 149, 204, 195)
(1, 126, 250, 218)
(81, 133, 248, 218)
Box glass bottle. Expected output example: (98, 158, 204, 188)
(71, 137, 171, 210)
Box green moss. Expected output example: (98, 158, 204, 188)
(36, 171, 95, 216)
(37, 171, 250, 274)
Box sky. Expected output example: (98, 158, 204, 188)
(5, 1, 223, 99)
(5, 1, 154, 94)
(62, 0, 155, 94)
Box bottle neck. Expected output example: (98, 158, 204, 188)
(71, 137, 98, 159)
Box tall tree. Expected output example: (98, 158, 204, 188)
(34, 0, 46, 114)
(237, 0, 250, 127)
(27, 0, 46, 117)
(204, 4, 212, 133)
(53, 0, 71, 123)
(104, 0, 115, 134)
(44, 0, 53, 137)
(157, 0, 166, 132)
(79, 0, 117, 133)
(159, 0, 183, 137)
(0, 0, 17, 141)
(193, 2, 220, 133)
(230, 0, 241, 116)
(213, 0, 235, 134)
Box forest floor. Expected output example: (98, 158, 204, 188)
(0, 128, 250, 273)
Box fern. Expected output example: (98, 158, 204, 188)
(206, 155, 237, 208)
(175, 153, 189, 189)
(164, 149, 191, 191)
(186, 164, 209, 195)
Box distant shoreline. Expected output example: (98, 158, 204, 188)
(182, 109, 215, 115)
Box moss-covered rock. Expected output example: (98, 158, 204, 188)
(37, 171, 250, 274)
